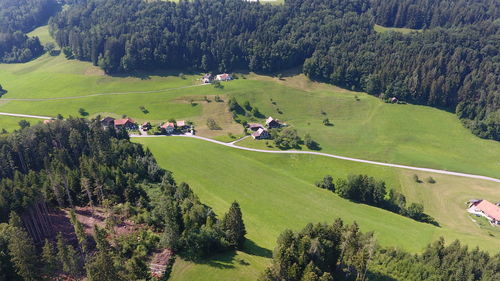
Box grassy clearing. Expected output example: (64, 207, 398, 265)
(0, 115, 47, 133)
(374, 24, 421, 34)
(135, 137, 500, 280)
(27, 25, 56, 45)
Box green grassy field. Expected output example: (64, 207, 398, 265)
(27, 25, 56, 45)
(374, 24, 421, 34)
(0, 115, 46, 132)
(135, 137, 500, 280)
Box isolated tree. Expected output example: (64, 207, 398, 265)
(304, 133, 319, 150)
(222, 201, 246, 248)
(243, 100, 252, 111)
(18, 119, 30, 129)
(316, 175, 335, 191)
(78, 108, 87, 116)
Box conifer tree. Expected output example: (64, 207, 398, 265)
(70, 209, 88, 253)
(222, 201, 246, 249)
(42, 239, 58, 275)
(7, 226, 40, 281)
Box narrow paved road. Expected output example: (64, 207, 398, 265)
(0, 83, 208, 101)
(0, 112, 53, 119)
(131, 134, 500, 183)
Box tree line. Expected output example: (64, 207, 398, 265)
(262, 219, 500, 281)
(369, 237, 500, 281)
(0, 118, 247, 280)
(316, 174, 437, 225)
(48, 0, 499, 141)
(0, 0, 59, 63)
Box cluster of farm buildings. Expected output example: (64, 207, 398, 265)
(202, 73, 232, 83)
(247, 117, 282, 139)
(468, 199, 500, 226)
(100, 117, 192, 135)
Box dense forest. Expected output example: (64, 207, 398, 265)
(48, 0, 499, 141)
(315, 174, 437, 225)
(0, 119, 246, 280)
(369, 238, 500, 281)
(370, 0, 499, 29)
(0, 0, 58, 62)
(260, 220, 500, 281)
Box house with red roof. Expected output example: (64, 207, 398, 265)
(469, 199, 500, 226)
(161, 122, 176, 134)
(114, 118, 136, 130)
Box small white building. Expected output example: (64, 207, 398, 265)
(215, 73, 232, 81)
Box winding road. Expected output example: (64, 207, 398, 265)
(2, 110, 499, 183)
(130, 134, 500, 184)
(0, 112, 53, 119)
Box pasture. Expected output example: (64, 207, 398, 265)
(135, 137, 500, 280)
(1, 26, 500, 179)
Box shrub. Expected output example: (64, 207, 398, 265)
(426, 177, 436, 184)
(413, 174, 420, 183)
(207, 118, 221, 130)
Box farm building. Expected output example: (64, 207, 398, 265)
(266, 116, 281, 128)
(468, 199, 500, 226)
(141, 122, 151, 130)
(202, 74, 212, 83)
(176, 120, 186, 128)
(215, 73, 232, 81)
(248, 123, 264, 131)
(252, 128, 269, 140)
(114, 118, 136, 130)
(101, 116, 115, 128)
(161, 122, 176, 134)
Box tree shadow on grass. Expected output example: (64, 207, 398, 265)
(243, 239, 273, 258)
(198, 251, 237, 269)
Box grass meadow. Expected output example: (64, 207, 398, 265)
(373, 24, 421, 34)
(135, 137, 500, 280)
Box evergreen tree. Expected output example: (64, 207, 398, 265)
(42, 239, 58, 275)
(7, 226, 40, 281)
(70, 209, 88, 253)
(222, 201, 246, 249)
